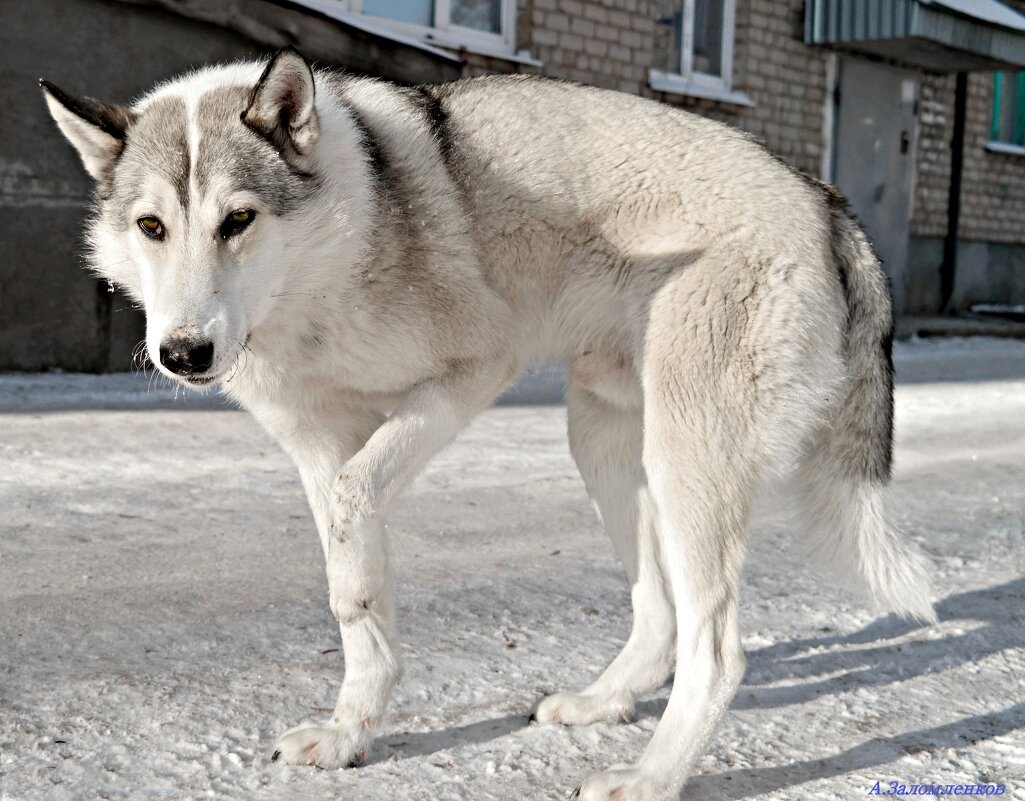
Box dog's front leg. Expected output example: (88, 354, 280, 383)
(269, 412, 401, 770)
(271, 364, 509, 768)
(331, 361, 514, 531)
(273, 513, 400, 769)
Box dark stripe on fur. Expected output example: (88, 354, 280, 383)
(339, 93, 427, 279)
(173, 131, 190, 211)
(411, 85, 454, 162)
(880, 322, 896, 466)
(40, 79, 135, 140)
(345, 104, 386, 187)
(407, 84, 474, 213)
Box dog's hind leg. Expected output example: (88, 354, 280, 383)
(532, 384, 675, 726)
(575, 381, 757, 799)
(575, 254, 791, 801)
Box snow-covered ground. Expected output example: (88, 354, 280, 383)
(1, 337, 1023, 801)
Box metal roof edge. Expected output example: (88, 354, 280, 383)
(918, 0, 1025, 34)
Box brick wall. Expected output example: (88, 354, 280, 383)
(912, 0, 1025, 247)
(913, 71, 1025, 246)
(470, 0, 1023, 246)
(912, 73, 954, 240)
(646, 0, 827, 177)
(962, 74, 1025, 245)
(523, 0, 655, 93)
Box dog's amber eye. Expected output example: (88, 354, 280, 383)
(137, 216, 165, 240)
(220, 209, 255, 239)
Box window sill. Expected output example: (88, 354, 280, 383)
(428, 36, 544, 68)
(985, 140, 1025, 157)
(648, 70, 754, 107)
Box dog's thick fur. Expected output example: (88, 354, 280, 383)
(43, 49, 935, 800)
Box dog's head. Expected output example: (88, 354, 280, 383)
(42, 48, 335, 387)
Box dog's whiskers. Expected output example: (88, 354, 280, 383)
(130, 339, 152, 378)
(226, 337, 255, 384)
(93, 259, 130, 273)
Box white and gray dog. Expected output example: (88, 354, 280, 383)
(42, 48, 935, 800)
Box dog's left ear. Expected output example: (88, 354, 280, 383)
(243, 47, 319, 155)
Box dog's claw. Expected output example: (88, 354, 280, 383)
(569, 788, 581, 799)
(345, 749, 366, 768)
(270, 750, 281, 762)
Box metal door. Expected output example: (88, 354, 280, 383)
(833, 57, 917, 313)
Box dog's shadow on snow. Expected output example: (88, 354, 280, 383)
(731, 577, 1025, 711)
(687, 577, 1025, 797)
(376, 713, 529, 762)
(689, 701, 1025, 800)
(375, 579, 1024, 796)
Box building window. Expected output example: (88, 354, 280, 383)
(991, 71, 1025, 146)
(340, 0, 514, 55)
(652, 0, 737, 95)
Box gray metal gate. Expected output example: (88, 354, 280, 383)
(833, 57, 917, 313)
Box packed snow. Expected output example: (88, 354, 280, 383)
(1, 337, 1023, 800)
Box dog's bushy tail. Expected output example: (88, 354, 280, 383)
(794, 197, 936, 623)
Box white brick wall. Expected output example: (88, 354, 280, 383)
(914, 71, 1025, 245)
(469, 0, 1025, 246)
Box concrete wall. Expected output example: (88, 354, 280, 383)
(1, 0, 267, 372)
(909, 237, 1025, 312)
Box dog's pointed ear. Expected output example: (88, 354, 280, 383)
(40, 79, 135, 184)
(242, 47, 319, 155)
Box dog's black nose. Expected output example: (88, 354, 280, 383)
(159, 336, 214, 376)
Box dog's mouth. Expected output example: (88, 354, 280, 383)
(181, 373, 220, 388)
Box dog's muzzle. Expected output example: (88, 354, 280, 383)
(159, 331, 215, 377)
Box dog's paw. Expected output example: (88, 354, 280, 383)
(270, 721, 372, 769)
(573, 765, 665, 801)
(532, 690, 634, 726)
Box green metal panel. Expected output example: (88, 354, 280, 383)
(992, 71, 1003, 142)
(1016, 71, 1025, 144)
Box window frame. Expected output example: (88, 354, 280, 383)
(340, 0, 516, 57)
(649, 0, 750, 106)
(678, 0, 736, 92)
(660, 0, 733, 90)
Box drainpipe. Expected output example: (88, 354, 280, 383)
(940, 71, 968, 313)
